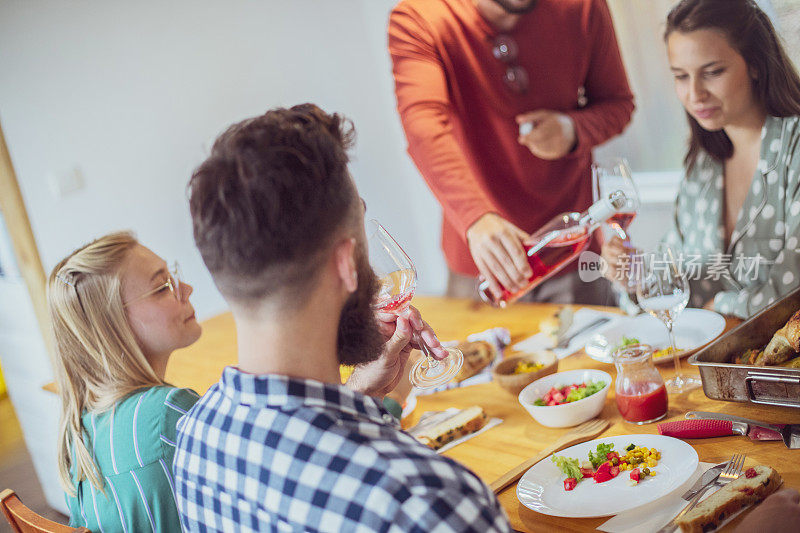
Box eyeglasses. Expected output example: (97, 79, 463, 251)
(123, 262, 183, 307)
(491, 34, 529, 94)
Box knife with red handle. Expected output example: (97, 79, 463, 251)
(658, 419, 748, 438)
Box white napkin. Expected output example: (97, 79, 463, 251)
(598, 462, 713, 532)
(407, 407, 503, 453)
(512, 308, 624, 359)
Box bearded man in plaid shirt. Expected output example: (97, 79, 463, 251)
(173, 104, 512, 532)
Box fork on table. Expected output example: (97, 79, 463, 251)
(657, 453, 746, 533)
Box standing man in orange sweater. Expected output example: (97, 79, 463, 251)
(389, 0, 634, 303)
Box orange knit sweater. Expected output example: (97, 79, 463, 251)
(389, 0, 634, 276)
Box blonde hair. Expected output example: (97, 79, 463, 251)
(48, 231, 163, 495)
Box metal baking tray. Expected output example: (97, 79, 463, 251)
(689, 286, 800, 408)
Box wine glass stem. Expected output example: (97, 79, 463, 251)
(665, 321, 683, 379)
(416, 333, 439, 370)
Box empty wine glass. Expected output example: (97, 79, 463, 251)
(634, 244, 701, 393)
(592, 157, 640, 241)
(366, 220, 463, 389)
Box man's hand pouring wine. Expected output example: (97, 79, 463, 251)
(466, 213, 532, 299)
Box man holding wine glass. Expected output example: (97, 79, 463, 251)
(174, 104, 512, 532)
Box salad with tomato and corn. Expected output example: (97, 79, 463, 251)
(552, 443, 661, 491)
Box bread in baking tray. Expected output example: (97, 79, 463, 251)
(761, 309, 800, 365)
(453, 340, 497, 382)
(675, 465, 782, 533)
(414, 406, 488, 450)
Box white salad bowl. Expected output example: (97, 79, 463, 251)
(518, 369, 612, 428)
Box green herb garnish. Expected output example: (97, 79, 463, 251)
(588, 442, 615, 468)
(551, 454, 583, 481)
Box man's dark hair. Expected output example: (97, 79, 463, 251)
(189, 103, 358, 303)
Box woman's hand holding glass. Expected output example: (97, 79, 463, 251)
(593, 158, 641, 302)
(601, 235, 640, 293)
(592, 158, 639, 241)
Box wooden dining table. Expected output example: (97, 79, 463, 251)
(165, 296, 800, 532)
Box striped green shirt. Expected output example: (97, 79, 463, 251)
(66, 386, 199, 533)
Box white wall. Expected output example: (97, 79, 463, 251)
(0, 0, 454, 513)
(0, 0, 448, 324)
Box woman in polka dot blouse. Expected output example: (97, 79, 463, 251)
(603, 0, 800, 319)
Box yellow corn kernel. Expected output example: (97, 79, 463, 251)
(647, 459, 657, 467)
(650, 471, 657, 476)
(650, 448, 657, 454)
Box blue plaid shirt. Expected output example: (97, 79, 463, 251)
(173, 367, 510, 532)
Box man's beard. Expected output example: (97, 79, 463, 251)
(490, 0, 538, 15)
(336, 247, 385, 366)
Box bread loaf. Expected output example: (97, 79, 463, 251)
(675, 465, 782, 533)
(761, 310, 800, 365)
(415, 406, 488, 450)
(454, 340, 496, 382)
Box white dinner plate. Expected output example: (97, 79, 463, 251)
(517, 434, 698, 518)
(584, 309, 726, 364)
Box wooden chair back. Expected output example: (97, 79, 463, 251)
(0, 489, 89, 533)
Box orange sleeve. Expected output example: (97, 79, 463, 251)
(388, 7, 498, 239)
(565, 0, 635, 154)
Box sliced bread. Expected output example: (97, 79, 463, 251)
(676, 465, 782, 533)
(454, 340, 496, 382)
(415, 406, 488, 450)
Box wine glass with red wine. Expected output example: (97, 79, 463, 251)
(592, 158, 640, 241)
(366, 220, 463, 389)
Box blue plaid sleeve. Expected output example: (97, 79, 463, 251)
(394, 488, 511, 532)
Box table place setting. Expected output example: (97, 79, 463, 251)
(597, 457, 760, 533)
(512, 307, 626, 358)
(406, 407, 504, 453)
(170, 292, 800, 533)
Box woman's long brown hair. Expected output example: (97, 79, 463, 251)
(665, 0, 800, 171)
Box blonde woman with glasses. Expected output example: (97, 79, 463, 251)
(49, 231, 202, 532)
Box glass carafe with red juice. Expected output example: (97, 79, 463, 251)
(613, 344, 668, 424)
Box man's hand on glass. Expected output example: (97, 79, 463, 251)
(346, 306, 446, 397)
(466, 213, 532, 300)
(516, 110, 577, 160)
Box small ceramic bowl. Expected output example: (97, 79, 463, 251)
(518, 368, 612, 428)
(492, 351, 558, 396)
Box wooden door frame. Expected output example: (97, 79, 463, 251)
(0, 118, 53, 358)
